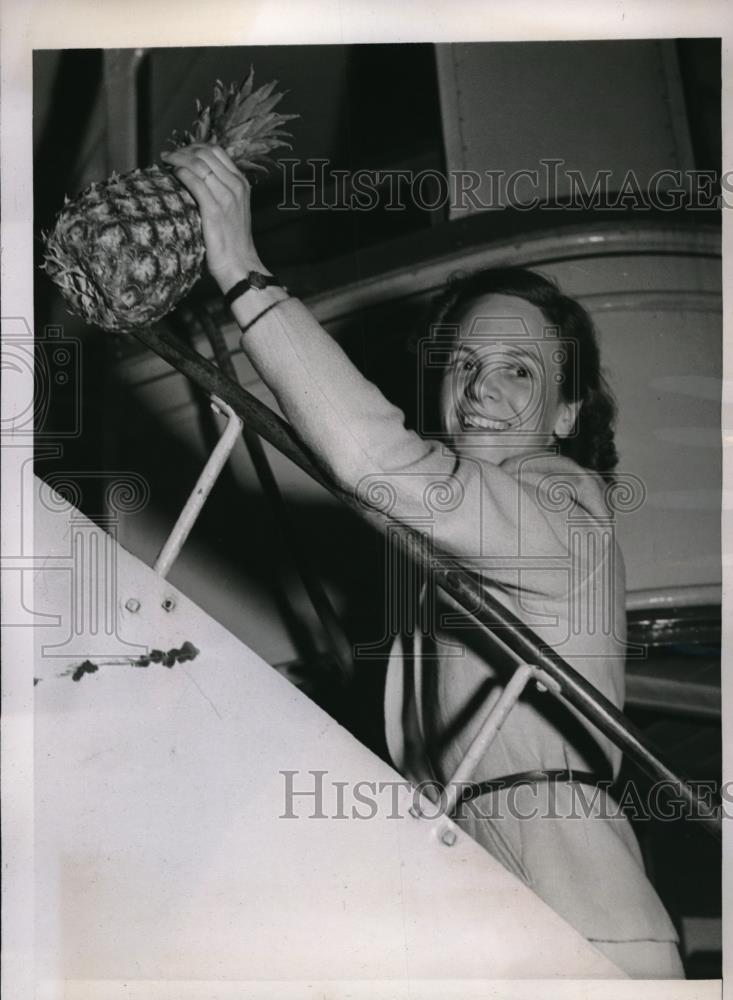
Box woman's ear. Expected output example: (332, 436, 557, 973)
(553, 400, 581, 440)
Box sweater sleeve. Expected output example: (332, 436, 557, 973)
(236, 294, 588, 574)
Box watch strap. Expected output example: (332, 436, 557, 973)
(224, 271, 282, 308)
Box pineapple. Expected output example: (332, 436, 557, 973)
(42, 70, 296, 333)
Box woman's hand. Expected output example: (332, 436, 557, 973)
(161, 144, 265, 293)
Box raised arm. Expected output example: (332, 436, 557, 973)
(162, 145, 454, 484)
(162, 144, 580, 569)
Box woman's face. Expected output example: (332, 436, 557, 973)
(439, 293, 579, 462)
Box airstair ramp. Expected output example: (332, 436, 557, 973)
(33, 475, 629, 997)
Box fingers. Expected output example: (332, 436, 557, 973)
(160, 143, 259, 290)
(188, 144, 242, 190)
(208, 145, 243, 179)
(165, 162, 219, 213)
(162, 144, 246, 201)
(196, 166, 233, 205)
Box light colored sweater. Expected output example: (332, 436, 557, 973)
(236, 294, 681, 972)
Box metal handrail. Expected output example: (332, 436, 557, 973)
(130, 321, 722, 842)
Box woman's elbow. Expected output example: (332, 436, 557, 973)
(319, 449, 372, 500)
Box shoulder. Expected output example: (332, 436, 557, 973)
(494, 453, 626, 595)
(496, 451, 610, 523)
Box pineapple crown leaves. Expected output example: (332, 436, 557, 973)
(168, 67, 298, 175)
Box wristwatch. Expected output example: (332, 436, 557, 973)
(224, 271, 282, 308)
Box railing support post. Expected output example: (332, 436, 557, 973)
(442, 663, 535, 819)
(153, 396, 243, 579)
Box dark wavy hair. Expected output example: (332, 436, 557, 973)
(424, 266, 619, 483)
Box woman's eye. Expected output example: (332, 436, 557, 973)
(462, 358, 476, 372)
(513, 365, 531, 378)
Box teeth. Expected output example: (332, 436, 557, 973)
(465, 416, 513, 430)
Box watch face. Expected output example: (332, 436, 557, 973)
(249, 271, 268, 290)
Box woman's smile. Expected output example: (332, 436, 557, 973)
(461, 414, 517, 430)
(439, 293, 579, 458)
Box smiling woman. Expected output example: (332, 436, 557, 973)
(440, 296, 579, 453)
(431, 267, 619, 481)
(156, 137, 687, 978)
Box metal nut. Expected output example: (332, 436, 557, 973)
(125, 598, 141, 613)
(441, 828, 457, 847)
(161, 597, 176, 613)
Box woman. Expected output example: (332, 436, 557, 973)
(162, 143, 684, 978)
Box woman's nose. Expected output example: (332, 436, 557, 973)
(467, 367, 500, 403)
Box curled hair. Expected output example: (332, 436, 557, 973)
(425, 267, 619, 483)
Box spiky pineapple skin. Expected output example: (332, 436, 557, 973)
(43, 165, 205, 334)
(43, 70, 296, 333)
